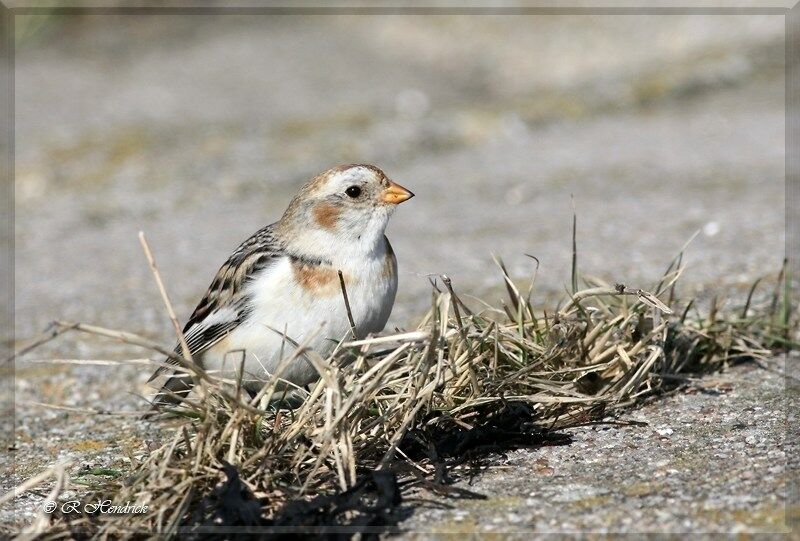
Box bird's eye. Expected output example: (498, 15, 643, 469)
(345, 186, 362, 198)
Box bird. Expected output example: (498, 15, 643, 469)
(148, 164, 413, 407)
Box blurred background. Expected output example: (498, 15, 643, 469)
(7, 10, 789, 529)
(13, 12, 785, 398)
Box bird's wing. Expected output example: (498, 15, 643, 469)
(147, 224, 284, 396)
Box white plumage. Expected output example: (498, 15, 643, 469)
(203, 237, 397, 391)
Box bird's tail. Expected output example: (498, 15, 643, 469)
(147, 365, 195, 413)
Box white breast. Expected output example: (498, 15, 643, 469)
(200, 246, 397, 391)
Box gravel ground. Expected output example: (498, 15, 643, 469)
(6, 13, 793, 534)
(398, 357, 795, 536)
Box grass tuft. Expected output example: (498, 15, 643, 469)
(7, 249, 797, 537)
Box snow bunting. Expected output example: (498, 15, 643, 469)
(149, 164, 413, 406)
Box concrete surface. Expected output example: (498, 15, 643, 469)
(398, 358, 795, 536)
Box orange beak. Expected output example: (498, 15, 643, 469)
(381, 180, 414, 205)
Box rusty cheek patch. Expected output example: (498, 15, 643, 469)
(312, 203, 341, 231)
(293, 263, 340, 294)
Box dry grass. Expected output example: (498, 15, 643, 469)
(7, 242, 797, 538)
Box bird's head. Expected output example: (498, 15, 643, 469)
(280, 164, 413, 258)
